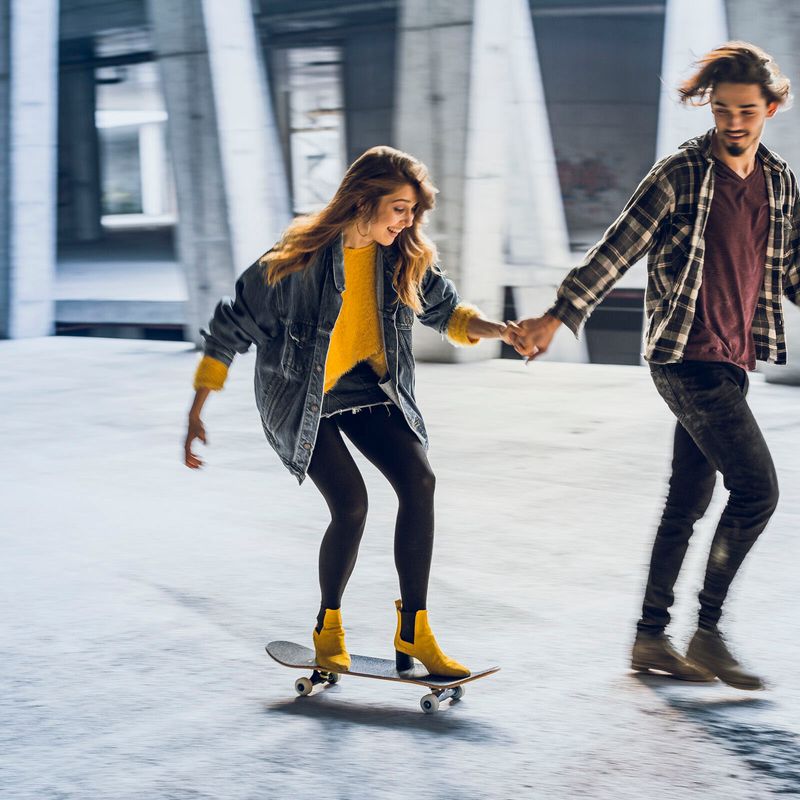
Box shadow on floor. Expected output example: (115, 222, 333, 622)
(264, 693, 510, 742)
(633, 672, 800, 794)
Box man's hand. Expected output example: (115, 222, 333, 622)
(507, 313, 562, 360)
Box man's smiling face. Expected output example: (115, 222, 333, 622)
(710, 82, 778, 157)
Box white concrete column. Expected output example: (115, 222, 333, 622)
(460, 0, 510, 317)
(3, 0, 59, 337)
(656, 0, 728, 160)
(505, 0, 570, 272)
(396, 0, 508, 361)
(396, 0, 573, 361)
(147, 0, 235, 345)
(148, 0, 290, 344)
(201, 0, 290, 268)
(503, 0, 585, 362)
(0, 2, 9, 338)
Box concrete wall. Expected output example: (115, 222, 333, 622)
(6, 0, 800, 369)
(59, 0, 146, 40)
(57, 38, 103, 243)
(342, 26, 396, 162)
(725, 0, 800, 384)
(726, 0, 800, 171)
(532, 6, 664, 250)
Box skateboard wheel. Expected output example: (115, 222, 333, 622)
(451, 685, 464, 701)
(420, 693, 440, 714)
(327, 672, 341, 685)
(295, 677, 313, 696)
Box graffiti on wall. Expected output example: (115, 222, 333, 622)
(556, 155, 618, 201)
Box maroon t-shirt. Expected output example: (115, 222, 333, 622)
(683, 159, 769, 370)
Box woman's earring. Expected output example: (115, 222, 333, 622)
(355, 218, 371, 239)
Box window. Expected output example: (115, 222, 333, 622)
(277, 47, 347, 214)
(95, 60, 175, 226)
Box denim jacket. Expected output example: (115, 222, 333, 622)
(200, 235, 466, 483)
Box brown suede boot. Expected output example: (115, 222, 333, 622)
(631, 630, 715, 681)
(686, 627, 764, 690)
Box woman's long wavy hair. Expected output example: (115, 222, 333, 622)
(679, 41, 791, 107)
(261, 146, 439, 313)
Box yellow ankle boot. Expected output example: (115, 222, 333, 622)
(313, 608, 351, 672)
(393, 599, 470, 678)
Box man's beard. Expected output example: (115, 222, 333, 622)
(724, 141, 746, 157)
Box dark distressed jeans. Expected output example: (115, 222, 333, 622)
(638, 361, 779, 634)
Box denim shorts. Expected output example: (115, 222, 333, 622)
(322, 361, 394, 418)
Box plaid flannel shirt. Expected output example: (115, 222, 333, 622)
(548, 128, 800, 364)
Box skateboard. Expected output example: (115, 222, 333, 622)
(266, 640, 499, 714)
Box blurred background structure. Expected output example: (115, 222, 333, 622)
(2, 0, 800, 365)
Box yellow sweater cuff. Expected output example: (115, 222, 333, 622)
(447, 303, 482, 346)
(193, 355, 229, 391)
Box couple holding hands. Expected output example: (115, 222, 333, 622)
(186, 41, 799, 690)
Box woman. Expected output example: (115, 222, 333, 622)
(184, 146, 513, 677)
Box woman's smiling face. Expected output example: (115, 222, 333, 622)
(367, 184, 418, 246)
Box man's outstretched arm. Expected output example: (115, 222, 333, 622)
(511, 160, 676, 360)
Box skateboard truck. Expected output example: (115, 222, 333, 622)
(294, 669, 340, 697)
(419, 685, 464, 713)
(293, 668, 465, 713)
(293, 668, 464, 713)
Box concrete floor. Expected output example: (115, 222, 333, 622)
(2, 337, 800, 799)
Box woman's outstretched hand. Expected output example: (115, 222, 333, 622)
(491, 320, 524, 348)
(184, 415, 207, 469)
(185, 387, 212, 468)
(465, 317, 522, 345)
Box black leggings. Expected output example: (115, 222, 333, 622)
(307, 405, 435, 613)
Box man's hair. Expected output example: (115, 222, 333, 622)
(679, 41, 791, 107)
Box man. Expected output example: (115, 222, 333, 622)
(511, 42, 799, 689)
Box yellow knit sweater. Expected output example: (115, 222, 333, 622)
(193, 250, 482, 392)
(324, 242, 386, 393)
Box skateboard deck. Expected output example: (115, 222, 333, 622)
(266, 640, 499, 713)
